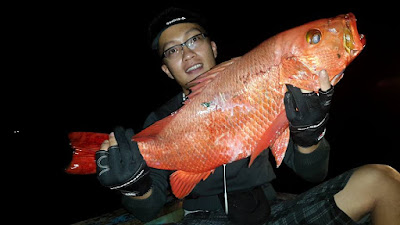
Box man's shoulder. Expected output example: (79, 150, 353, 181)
(143, 92, 184, 128)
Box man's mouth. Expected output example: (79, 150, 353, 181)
(186, 63, 203, 73)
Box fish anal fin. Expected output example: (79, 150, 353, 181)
(170, 170, 213, 199)
(132, 114, 175, 142)
(249, 110, 289, 167)
(270, 127, 290, 168)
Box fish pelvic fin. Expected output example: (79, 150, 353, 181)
(170, 170, 213, 199)
(249, 110, 289, 167)
(270, 127, 290, 167)
(65, 132, 109, 174)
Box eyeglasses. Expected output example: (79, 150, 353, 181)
(162, 33, 207, 59)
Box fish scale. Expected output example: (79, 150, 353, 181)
(138, 56, 284, 172)
(65, 13, 365, 199)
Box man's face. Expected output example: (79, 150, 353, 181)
(158, 23, 217, 94)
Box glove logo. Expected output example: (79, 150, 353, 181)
(317, 128, 326, 141)
(97, 155, 110, 176)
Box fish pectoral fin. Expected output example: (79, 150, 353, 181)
(170, 170, 213, 199)
(280, 56, 317, 91)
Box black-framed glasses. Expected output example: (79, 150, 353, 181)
(162, 33, 207, 59)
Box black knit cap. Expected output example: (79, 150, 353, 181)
(148, 7, 208, 51)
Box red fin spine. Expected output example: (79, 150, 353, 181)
(186, 57, 240, 101)
(170, 170, 213, 199)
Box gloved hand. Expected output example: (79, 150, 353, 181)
(284, 84, 334, 147)
(95, 126, 152, 197)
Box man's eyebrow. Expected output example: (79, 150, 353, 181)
(184, 27, 202, 35)
(162, 27, 203, 51)
(162, 40, 176, 51)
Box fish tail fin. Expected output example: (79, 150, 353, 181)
(170, 170, 213, 199)
(249, 110, 289, 167)
(65, 132, 109, 174)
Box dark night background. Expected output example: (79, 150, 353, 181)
(6, 1, 399, 224)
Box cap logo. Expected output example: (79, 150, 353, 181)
(166, 17, 186, 25)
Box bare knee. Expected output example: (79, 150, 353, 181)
(334, 164, 400, 221)
(352, 164, 400, 213)
(355, 164, 400, 223)
(357, 164, 400, 186)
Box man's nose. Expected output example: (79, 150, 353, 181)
(182, 46, 196, 61)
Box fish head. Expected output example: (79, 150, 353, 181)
(280, 13, 366, 92)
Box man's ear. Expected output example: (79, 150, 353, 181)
(211, 41, 217, 58)
(161, 64, 174, 79)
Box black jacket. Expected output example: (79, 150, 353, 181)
(122, 92, 330, 222)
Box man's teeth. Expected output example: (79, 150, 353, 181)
(186, 64, 202, 72)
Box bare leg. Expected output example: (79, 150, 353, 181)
(334, 164, 400, 224)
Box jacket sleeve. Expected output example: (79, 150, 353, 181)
(120, 111, 171, 222)
(121, 168, 171, 222)
(121, 94, 183, 222)
(283, 137, 330, 183)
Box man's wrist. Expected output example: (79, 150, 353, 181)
(296, 141, 321, 154)
(118, 171, 152, 197)
(129, 187, 153, 200)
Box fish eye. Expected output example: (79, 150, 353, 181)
(306, 29, 322, 44)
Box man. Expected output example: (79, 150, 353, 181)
(96, 7, 400, 224)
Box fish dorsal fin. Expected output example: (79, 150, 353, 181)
(170, 170, 213, 199)
(132, 115, 175, 142)
(133, 57, 240, 141)
(185, 57, 240, 102)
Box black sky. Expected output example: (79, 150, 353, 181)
(6, 1, 399, 224)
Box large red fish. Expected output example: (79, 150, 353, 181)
(66, 13, 365, 199)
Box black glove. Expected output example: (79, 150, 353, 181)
(284, 84, 334, 147)
(95, 126, 152, 197)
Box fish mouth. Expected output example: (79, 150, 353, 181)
(331, 69, 345, 86)
(343, 13, 366, 57)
